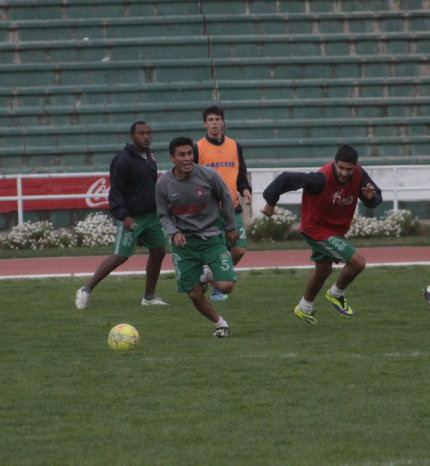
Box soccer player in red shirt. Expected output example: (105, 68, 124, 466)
(261, 144, 382, 325)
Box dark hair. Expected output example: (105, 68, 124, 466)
(335, 144, 358, 164)
(130, 121, 147, 135)
(169, 136, 194, 156)
(202, 105, 224, 122)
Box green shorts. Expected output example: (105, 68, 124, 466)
(171, 234, 236, 293)
(218, 213, 247, 249)
(301, 233, 356, 263)
(112, 211, 167, 257)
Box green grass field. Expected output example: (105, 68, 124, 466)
(2, 267, 430, 465)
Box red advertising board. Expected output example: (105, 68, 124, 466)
(0, 175, 110, 213)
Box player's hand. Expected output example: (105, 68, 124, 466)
(226, 229, 238, 247)
(173, 232, 187, 248)
(260, 204, 275, 217)
(242, 189, 252, 205)
(123, 216, 137, 232)
(361, 183, 376, 200)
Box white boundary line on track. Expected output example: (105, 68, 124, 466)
(1, 261, 430, 280)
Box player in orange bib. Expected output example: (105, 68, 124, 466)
(194, 106, 252, 301)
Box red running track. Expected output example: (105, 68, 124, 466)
(1, 247, 430, 279)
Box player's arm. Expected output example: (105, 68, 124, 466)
(261, 171, 325, 216)
(108, 156, 130, 222)
(213, 171, 238, 244)
(359, 168, 383, 208)
(155, 180, 181, 241)
(236, 143, 252, 205)
(192, 143, 199, 164)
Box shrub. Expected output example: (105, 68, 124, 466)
(247, 208, 298, 241)
(0, 211, 116, 250)
(49, 228, 78, 248)
(0, 208, 421, 249)
(73, 211, 116, 247)
(0, 220, 78, 250)
(346, 209, 419, 238)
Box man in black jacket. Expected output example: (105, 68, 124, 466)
(75, 121, 168, 309)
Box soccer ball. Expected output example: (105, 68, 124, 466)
(107, 323, 140, 351)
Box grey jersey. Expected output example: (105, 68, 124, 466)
(155, 164, 237, 239)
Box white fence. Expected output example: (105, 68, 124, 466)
(1, 165, 430, 226)
(0, 172, 109, 226)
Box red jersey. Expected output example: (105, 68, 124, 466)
(300, 162, 362, 240)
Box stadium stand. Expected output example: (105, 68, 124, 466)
(0, 0, 430, 173)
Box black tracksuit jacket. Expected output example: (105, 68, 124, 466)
(108, 143, 159, 221)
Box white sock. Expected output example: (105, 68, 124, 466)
(215, 316, 228, 328)
(203, 266, 213, 284)
(330, 284, 344, 298)
(299, 297, 313, 315)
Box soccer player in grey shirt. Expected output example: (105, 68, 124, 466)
(156, 136, 238, 338)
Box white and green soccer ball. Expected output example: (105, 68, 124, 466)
(108, 323, 140, 351)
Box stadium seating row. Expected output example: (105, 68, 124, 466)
(2, 134, 429, 173)
(1, 54, 428, 87)
(2, 116, 429, 146)
(2, 32, 430, 64)
(3, 77, 430, 108)
(1, 0, 428, 20)
(2, 10, 429, 42)
(2, 96, 430, 126)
